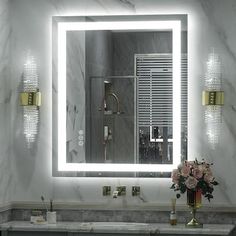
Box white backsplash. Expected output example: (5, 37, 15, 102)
(4, 0, 236, 208)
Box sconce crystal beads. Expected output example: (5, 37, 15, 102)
(205, 106, 221, 146)
(205, 52, 221, 90)
(22, 52, 40, 148)
(23, 55, 39, 92)
(203, 50, 223, 149)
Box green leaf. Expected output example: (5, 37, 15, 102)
(179, 175, 186, 182)
(176, 193, 181, 199)
(197, 181, 207, 194)
(208, 187, 214, 194)
(205, 193, 213, 202)
(179, 183, 186, 194)
(170, 184, 175, 189)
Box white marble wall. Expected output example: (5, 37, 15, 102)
(7, 0, 236, 209)
(0, 0, 12, 206)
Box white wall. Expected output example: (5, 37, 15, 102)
(0, 0, 12, 206)
(8, 0, 236, 208)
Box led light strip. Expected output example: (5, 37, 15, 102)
(57, 20, 181, 172)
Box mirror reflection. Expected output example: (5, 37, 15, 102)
(53, 15, 188, 177)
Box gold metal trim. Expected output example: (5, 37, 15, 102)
(20, 91, 42, 106)
(202, 91, 224, 106)
(116, 186, 126, 196)
(102, 186, 111, 196)
(132, 186, 141, 196)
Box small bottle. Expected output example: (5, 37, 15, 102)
(170, 211, 177, 225)
(170, 198, 177, 225)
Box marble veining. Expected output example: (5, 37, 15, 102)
(97, 0, 136, 13)
(0, 209, 11, 224)
(0, 0, 12, 206)
(0, 221, 234, 235)
(117, 0, 136, 11)
(9, 206, 236, 226)
(1, 0, 234, 210)
(200, 0, 236, 63)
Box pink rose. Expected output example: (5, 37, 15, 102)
(192, 167, 203, 179)
(185, 176, 198, 189)
(171, 169, 180, 184)
(204, 172, 214, 184)
(181, 165, 190, 177)
(185, 161, 195, 168)
(198, 163, 207, 173)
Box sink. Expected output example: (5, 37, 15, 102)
(77, 222, 158, 234)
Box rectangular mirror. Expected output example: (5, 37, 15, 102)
(52, 15, 188, 177)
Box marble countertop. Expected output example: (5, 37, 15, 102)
(0, 221, 234, 235)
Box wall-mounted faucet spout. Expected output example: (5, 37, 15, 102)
(107, 93, 121, 114)
(99, 92, 121, 114)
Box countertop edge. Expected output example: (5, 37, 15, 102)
(0, 221, 234, 235)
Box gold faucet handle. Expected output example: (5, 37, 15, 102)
(116, 186, 126, 196)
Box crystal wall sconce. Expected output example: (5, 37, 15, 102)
(20, 51, 41, 148)
(202, 49, 224, 149)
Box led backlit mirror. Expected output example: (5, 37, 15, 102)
(52, 15, 188, 177)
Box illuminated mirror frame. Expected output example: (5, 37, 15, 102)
(53, 16, 183, 176)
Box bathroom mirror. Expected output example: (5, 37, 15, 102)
(52, 15, 188, 177)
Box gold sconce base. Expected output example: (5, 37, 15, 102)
(20, 91, 42, 106)
(202, 91, 224, 106)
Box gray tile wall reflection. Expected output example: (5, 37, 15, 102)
(111, 77, 135, 163)
(86, 31, 113, 163)
(112, 32, 172, 75)
(88, 31, 184, 164)
(112, 32, 187, 75)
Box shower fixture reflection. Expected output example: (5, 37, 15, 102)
(90, 76, 134, 164)
(99, 80, 123, 115)
(104, 93, 121, 115)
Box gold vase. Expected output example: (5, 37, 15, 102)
(186, 189, 203, 228)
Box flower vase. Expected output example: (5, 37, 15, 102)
(186, 189, 203, 228)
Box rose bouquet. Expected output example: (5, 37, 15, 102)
(170, 159, 219, 201)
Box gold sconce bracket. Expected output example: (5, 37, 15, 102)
(202, 91, 224, 106)
(20, 91, 42, 106)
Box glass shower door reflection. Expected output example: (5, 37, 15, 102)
(89, 76, 136, 164)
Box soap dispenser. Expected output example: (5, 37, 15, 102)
(170, 198, 177, 225)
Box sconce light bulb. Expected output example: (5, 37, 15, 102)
(203, 49, 223, 149)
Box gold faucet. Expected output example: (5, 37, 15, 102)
(112, 186, 126, 198)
